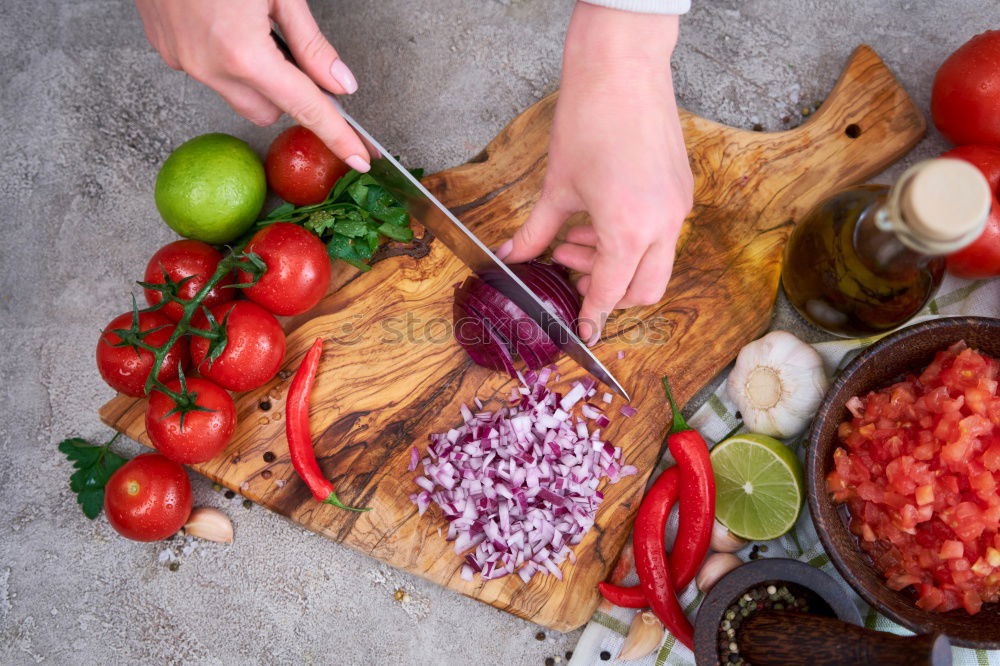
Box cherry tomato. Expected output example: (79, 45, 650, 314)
(947, 195, 1000, 279)
(265, 126, 349, 205)
(143, 240, 235, 322)
(104, 453, 192, 542)
(238, 223, 331, 315)
(96, 311, 188, 397)
(146, 378, 237, 464)
(189, 300, 286, 392)
(931, 31, 1000, 147)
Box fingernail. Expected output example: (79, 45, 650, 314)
(587, 330, 601, 347)
(330, 59, 358, 94)
(345, 154, 370, 173)
(494, 239, 513, 261)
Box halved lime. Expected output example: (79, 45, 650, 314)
(710, 433, 804, 541)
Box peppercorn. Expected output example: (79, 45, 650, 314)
(545, 658, 555, 666)
(224, 490, 236, 499)
(263, 451, 276, 463)
(600, 651, 611, 661)
(242, 499, 252, 509)
(168, 561, 180, 572)
(535, 631, 545, 641)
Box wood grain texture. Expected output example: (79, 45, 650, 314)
(100, 46, 924, 631)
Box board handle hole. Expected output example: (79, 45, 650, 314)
(844, 123, 862, 139)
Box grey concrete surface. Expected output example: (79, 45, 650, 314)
(1, 1, 996, 664)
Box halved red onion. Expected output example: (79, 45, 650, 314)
(453, 261, 581, 374)
(409, 370, 638, 583)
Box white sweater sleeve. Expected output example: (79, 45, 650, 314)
(580, 0, 690, 14)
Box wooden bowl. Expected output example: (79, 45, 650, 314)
(693, 558, 862, 665)
(807, 316, 1000, 649)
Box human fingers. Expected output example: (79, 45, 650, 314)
(497, 194, 572, 263)
(576, 244, 642, 346)
(564, 224, 597, 247)
(615, 240, 675, 309)
(272, 0, 358, 94)
(248, 55, 370, 170)
(213, 79, 283, 127)
(552, 242, 596, 274)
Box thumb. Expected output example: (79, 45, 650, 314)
(497, 196, 570, 263)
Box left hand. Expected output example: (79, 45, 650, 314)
(497, 3, 693, 345)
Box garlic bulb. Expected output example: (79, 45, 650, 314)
(726, 330, 829, 438)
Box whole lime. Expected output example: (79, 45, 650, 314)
(154, 133, 266, 244)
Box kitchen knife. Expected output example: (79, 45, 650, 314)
(270, 32, 628, 399)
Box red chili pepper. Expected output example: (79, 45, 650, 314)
(662, 377, 715, 590)
(632, 465, 693, 648)
(286, 337, 369, 512)
(597, 581, 647, 609)
(597, 377, 715, 614)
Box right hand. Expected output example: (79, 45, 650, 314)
(135, 0, 370, 171)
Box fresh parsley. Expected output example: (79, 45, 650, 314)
(59, 434, 127, 519)
(256, 167, 423, 271)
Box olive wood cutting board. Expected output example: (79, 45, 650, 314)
(100, 45, 924, 631)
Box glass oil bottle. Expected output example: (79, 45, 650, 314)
(781, 158, 991, 337)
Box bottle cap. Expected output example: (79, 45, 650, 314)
(899, 158, 991, 244)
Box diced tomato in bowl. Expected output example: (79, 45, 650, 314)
(828, 342, 1000, 615)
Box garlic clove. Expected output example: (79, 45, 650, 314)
(618, 610, 664, 661)
(696, 552, 743, 594)
(182, 507, 234, 544)
(710, 520, 748, 553)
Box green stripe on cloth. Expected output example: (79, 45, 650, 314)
(978, 649, 990, 666)
(807, 553, 830, 568)
(864, 606, 878, 630)
(590, 610, 629, 636)
(655, 635, 676, 666)
(708, 394, 738, 430)
(931, 281, 987, 311)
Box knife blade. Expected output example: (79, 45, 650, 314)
(270, 32, 628, 399)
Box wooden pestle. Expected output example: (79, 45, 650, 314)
(738, 611, 952, 666)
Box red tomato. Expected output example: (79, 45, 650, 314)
(104, 453, 192, 541)
(940, 146, 1000, 279)
(238, 223, 331, 315)
(143, 240, 235, 322)
(265, 126, 349, 205)
(146, 378, 236, 464)
(189, 300, 286, 392)
(947, 195, 1000, 279)
(931, 31, 1000, 147)
(96, 311, 188, 397)
(942, 145, 1000, 195)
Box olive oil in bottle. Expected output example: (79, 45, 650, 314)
(781, 159, 991, 337)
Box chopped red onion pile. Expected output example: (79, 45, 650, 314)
(409, 368, 637, 583)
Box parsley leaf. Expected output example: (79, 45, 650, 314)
(258, 162, 421, 272)
(59, 434, 127, 519)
